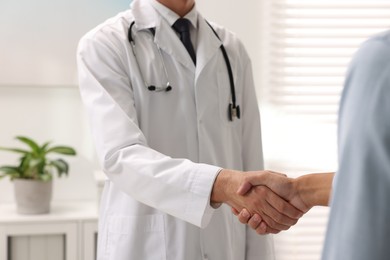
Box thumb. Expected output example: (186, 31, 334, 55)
(268, 170, 287, 177)
(237, 171, 283, 195)
(236, 181, 253, 195)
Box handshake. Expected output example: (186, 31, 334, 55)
(211, 169, 333, 234)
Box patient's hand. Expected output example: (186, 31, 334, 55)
(232, 171, 309, 234)
(211, 169, 304, 234)
(234, 171, 334, 234)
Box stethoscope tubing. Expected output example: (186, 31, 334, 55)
(128, 20, 240, 120)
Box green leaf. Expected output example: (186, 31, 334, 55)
(50, 159, 69, 178)
(0, 166, 21, 179)
(40, 141, 52, 154)
(19, 154, 32, 173)
(0, 166, 21, 175)
(46, 146, 76, 156)
(0, 147, 29, 154)
(17, 155, 45, 179)
(39, 173, 52, 181)
(16, 136, 41, 155)
(0, 137, 75, 180)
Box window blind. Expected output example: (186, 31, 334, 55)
(267, 0, 390, 123)
(261, 1, 390, 259)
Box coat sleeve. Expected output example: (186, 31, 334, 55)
(76, 32, 220, 228)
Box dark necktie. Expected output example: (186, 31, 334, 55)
(172, 18, 196, 64)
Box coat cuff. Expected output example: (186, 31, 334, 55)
(186, 164, 222, 228)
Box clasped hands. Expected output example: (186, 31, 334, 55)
(211, 169, 326, 235)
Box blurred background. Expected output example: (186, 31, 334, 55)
(0, 0, 389, 259)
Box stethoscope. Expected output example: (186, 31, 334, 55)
(128, 21, 240, 121)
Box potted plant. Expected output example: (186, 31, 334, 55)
(0, 136, 76, 214)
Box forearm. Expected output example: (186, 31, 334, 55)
(294, 172, 334, 208)
(211, 169, 242, 204)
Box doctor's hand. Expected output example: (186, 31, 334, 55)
(211, 169, 304, 234)
(235, 172, 334, 234)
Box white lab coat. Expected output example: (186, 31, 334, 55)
(322, 31, 390, 260)
(77, 0, 274, 259)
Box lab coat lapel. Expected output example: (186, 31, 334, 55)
(132, 0, 158, 29)
(195, 16, 222, 81)
(154, 22, 195, 70)
(132, 0, 194, 70)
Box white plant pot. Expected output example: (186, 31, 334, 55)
(14, 179, 53, 214)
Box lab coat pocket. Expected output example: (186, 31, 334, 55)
(106, 214, 166, 260)
(217, 71, 241, 127)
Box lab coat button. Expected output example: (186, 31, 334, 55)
(203, 254, 208, 260)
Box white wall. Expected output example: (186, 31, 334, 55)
(0, 0, 130, 86)
(0, 86, 98, 203)
(0, 0, 262, 204)
(0, 0, 130, 204)
(196, 0, 267, 100)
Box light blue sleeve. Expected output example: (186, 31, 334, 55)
(322, 31, 390, 260)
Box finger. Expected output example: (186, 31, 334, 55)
(247, 213, 262, 230)
(256, 193, 298, 230)
(237, 181, 253, 195)
(260, 212, 291, 231)
(249, 186, 299, 228)
(237, 208, 251, 224)
(265, 191, 303, 220)
(254, 218, 281, 234)
(237, 172, 269, 195)
(255, 221, 277, 235)
(231, 207, 239, 216)
(255, 221, 268, 235)
(262, 198, 299, 228)
(262, 224, 281, 234)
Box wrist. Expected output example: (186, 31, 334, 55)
(295, 173, 333, 208)
(210, 169, 237, 204)
(293, 175, 312, 209)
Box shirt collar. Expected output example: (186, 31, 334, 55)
(149, 0, 198, 29)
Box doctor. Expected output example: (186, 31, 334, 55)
(77, 0, 303, 259)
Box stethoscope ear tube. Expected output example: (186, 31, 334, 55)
(128, 21, 172, 92)
(128, 21, 135, 43)
(128, 20, 240, 120)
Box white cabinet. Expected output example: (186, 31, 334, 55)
(0, 201, 98, 260)
(82, 221, 99, 260)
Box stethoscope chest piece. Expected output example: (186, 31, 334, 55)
(228, 104, 241, 121)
